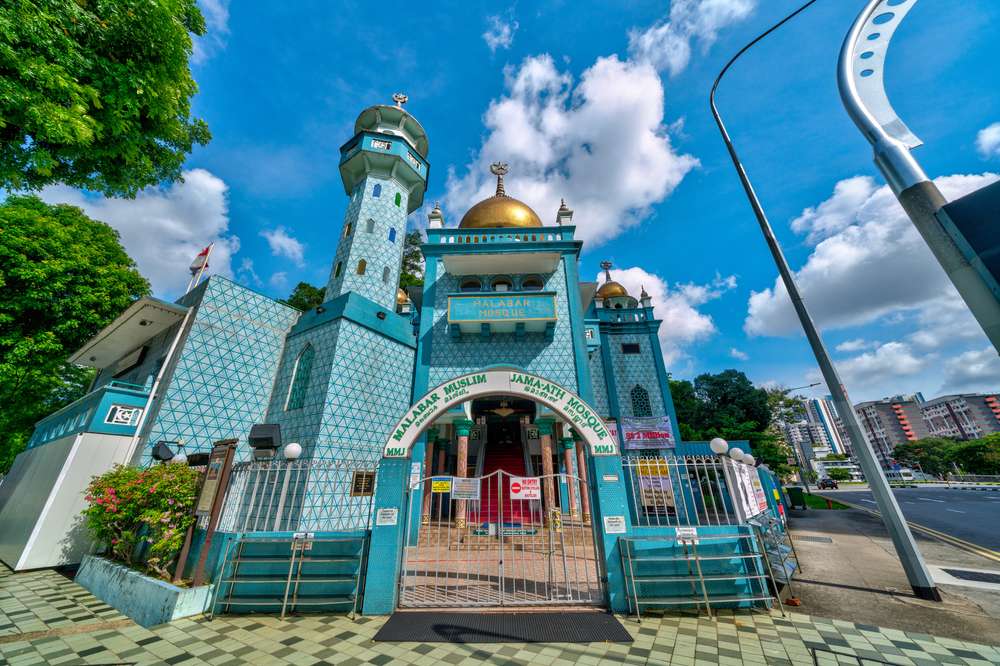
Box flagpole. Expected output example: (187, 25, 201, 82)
(192, 242, 214, 291)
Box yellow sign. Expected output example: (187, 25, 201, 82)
(431, 477, 452, 493)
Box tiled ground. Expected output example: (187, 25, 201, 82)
(1, 565, 999, 665)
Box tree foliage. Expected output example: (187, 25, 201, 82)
(894, 434, 1000, 477)
(0, 195, 149, 471)
(669, 369, 793, 476)
(0, 0, 211, 195)
(827, 468, 851, 481)
(284, 281, 326, 311)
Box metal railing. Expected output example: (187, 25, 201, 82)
(947, 474, 1000, 484)
(621, 455, 740, 527)
(217, 459, 377, 533)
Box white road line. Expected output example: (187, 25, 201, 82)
(861, 499, 876, 504)
(946, 509, 966, 514)
(919, 497, 945, 503)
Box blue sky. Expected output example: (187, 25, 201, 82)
(42, 0, 1000, 402)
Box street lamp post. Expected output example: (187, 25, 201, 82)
(838, 0, 1000, 352)
(709, 1, 941, 601)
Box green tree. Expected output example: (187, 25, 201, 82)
(399, 230, 424, 288)
(827, 468, 851, 481)
(284, 282, 326, 311)
(0, 0, 211, 196)
(893, 437, 955, 477)
(950, 434, 1000, 475)
(0, 196, 149, 471)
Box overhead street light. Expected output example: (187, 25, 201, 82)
(838, 0, 1000, 352)
(710, 0, 940, 601)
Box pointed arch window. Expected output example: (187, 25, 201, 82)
(394, 192, 402, 207)
(286, 344, 315, 411)
(382, 266, 391, 283)
(343, 222, 352, 238)
(388, 227, 397, 243)
(366, 218, 375, 233)
(631, 385, 652, 418)
(373, 184, 382, 198)
(357, 259, 367, 275)
(333, 261, 343, 278)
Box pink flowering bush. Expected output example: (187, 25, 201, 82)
(82, 463, 201, 580)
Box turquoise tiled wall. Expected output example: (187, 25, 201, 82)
(588, 349, 610, 417)
(606, 332, 667, 418)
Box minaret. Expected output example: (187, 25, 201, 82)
(325, 93, 430, 310)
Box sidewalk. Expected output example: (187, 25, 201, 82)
(2, 563, 1000, 665)
(785, 506, 1000, 642)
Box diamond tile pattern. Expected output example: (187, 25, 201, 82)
(588, 350, 611, 416)
(607, 332, 666, 418)
(325, 177, 409, 311)
(427, 261, 579, 392)
(142, 277, 299, 463)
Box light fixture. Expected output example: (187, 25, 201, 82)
(709, 437, 729, 455)
(283, 442, 303, 460)
(248, 423, 281, 461)
(171, 441, 187, 464)
(743, 454, 756, 467)
(152, 441, 176, 462)
(728, 447, 745, 461)
(491, 400, 515, 418)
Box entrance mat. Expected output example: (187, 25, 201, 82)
(373, 610, 633, 643)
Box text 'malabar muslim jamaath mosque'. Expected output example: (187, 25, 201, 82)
(1, 96, 781, 617)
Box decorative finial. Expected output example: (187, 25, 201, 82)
(559, 198, 568, 212)
(490, 161, 509, 197)
(432, 200, 441, 214)
(392, 92, 408, 108)
(640, 285, 649, 298)
(600, 260, 613, 282)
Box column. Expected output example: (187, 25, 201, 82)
(421, 427, 438, 526)
(453, 418, 474, 529)
(536, 417, 557, 524)
(561, 436, 579, 519)
(436, 435, 449, 474)
(574, 429, 591, 524)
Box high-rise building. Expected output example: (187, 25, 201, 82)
(854, 398, 930, 466)
(807, 397, 848, 455)
(920, 393, 1000, 440)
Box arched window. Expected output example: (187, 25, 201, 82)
(460, 278, 482, 292)
(365, 218, 375, 233)
(394, 192, 402, 207)
(492, 276, 512, 292)
(357, 259, 367, 275)
(382, 266, 390, 283)
(521, 276, 543, 291)
(373, 184, 382, 198)
(343, 222, 352, 238)
(333, 261, 343, 278)
(631, 385, 652, 418)
(388, 227, 397, 243)
(286, 344, 315, 410)
(614, 303, 623, 309)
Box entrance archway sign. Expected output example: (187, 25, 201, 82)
(383, 369, 617, 457)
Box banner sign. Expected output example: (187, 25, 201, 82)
(431, 477, 452, 494)
(622, 416, 675, 450)
(635, 459, 676, 511)
(383, 369, 617, 457)
(509, 476, 541, 500)
(451, 477, 480, 501)
(723, 460, 769, 521)
(448, 294, 556, 324)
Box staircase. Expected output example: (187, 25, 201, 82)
(475, 444, 529, 524)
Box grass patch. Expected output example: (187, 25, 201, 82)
(803, 494, 848, 510)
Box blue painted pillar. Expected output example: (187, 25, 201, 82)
(362, 457, 408, 615)
(587, 452, 631, 613)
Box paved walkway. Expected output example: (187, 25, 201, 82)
(2, 565, 1000, 665)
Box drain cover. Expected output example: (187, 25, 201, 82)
(943, 568, 1000, 584)
(797, 536, 833, 543)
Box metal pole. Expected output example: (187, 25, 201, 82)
(709, 0, 940, 601)
(838, 0, 1000, 351)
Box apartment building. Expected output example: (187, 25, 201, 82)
(920, 393, 1000, 440)
(854, 398, 930, 467)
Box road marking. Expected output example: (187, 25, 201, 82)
(919, 497, 945, 502)
(946, 509, 966, 514)
(861, 499, 876, 504)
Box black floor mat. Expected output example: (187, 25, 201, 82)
(373, 610, 633, 643)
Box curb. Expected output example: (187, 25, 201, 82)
(816, 494, 1000, 565)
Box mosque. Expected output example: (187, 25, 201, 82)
(1, 96, 769, 619)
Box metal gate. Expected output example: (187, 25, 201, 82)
(399, 470, 605, 608)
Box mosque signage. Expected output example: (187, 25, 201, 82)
(383, 369, 617, 458)
(447, 293, 556, 324)
(621, 416, 675, 450)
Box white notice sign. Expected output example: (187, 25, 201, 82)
(603, 515, 627, 534)
(375, 508, 398, 526)
(452, 477, 481, 501)
(509, 476, 541, 500)
(675, 526, 698, 544)
(409, 462, 422, 489)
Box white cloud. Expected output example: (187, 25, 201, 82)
(835, 338, 876, 353)
(729, 348, 749, 361)
(39, 169, 239, 297)
(237, 258, 262, 287)
(628, 0, 756, 76)
(745, 172, 1000, 337)
(269, 271, 289, 290)
(444, 54, 698, 246)
(261, 227, 306, 266)
(193, 0, 231, 64)
(836, 342, 928, 388)
(940, 346, 1000, 393)
(600, 267, 735, 366)
(483, 12, 519, 53)
(976, 122, 1000, 159)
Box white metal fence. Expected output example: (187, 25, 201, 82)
(621, 455, 741, 527)
(217, 459, 377, 533)
(947, 474, 1000, 484)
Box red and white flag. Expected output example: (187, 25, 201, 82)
(189, 245, 212, 276)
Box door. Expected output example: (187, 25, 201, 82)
(398, 470, 605, 608)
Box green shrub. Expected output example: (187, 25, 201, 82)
(83, 463, 201, 580)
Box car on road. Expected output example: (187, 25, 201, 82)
(818, 478, 839, 489)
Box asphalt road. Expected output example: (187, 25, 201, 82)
(819, 486, 1000, 551)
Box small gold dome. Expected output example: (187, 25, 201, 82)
(396, 288, 410, 305)
(459, 195, 543, 229)
(596, 281, 629, 299)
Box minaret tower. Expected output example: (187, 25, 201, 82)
(325, 93, 429, 310)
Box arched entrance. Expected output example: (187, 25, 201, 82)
(379, 368, 617, 609)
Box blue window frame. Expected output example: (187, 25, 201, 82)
(373, 184, 382, 198)
(388, 227, 397, 243)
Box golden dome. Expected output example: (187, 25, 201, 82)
(459, 195, 543, 229)
(596, 281, 629, 299)
(396, 288, 410, 305)
(458, 161, 543, 229)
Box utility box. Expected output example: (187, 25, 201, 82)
(786, 486, 808, 510)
